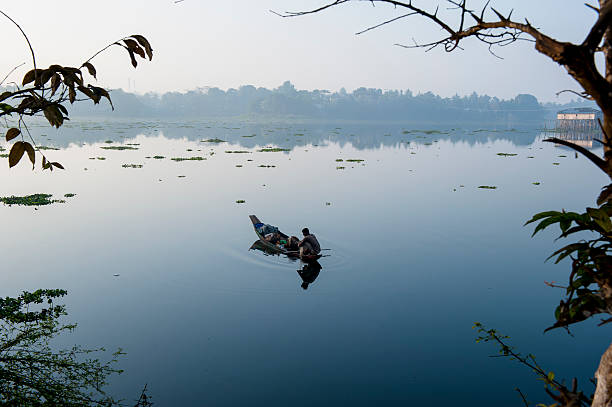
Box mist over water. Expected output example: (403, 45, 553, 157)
(0, 119, 608, 406)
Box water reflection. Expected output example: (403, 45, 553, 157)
(297, 260, 322, 290)
(37, 118, 547, 151)
(546, 130, 603, 149)
(249, 241, 324, 290)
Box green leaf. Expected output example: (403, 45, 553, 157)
(524, 211, 560, 226)
(531, 216, 563, 237)
(587, 207, 612, 233)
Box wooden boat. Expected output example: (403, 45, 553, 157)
(249, 215, 322, 261)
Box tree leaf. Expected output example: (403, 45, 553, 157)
(51, 162, 64, 170)
(123, 39, 145, 59)
(6, 128, 20, 142)
(524, 211, 561, 226)
(8, 141, 26, 168)
(597, 184, 612, 206)
(90, 86, 113, 110)
(69, 86, 76, 104)
(50, 73, 61, 95)
(23, 142, 35, 169)
(131, 34, 153, 60)
(81, 62, 96, 79)
(123, 46, 138, 68)
(22, 69, 43, 86)
(43, 105, 64, 128)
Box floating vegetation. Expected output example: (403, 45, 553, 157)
(336, 166, 346, 170)
(346, 159, 364, 162)
(225, 150, 250, 154)
(171, 157, 206, 161)
(335, 159, 343, 162)
(497, 153, 518, 157)
(236, 165, 243, 167)
(325, 202, 331, 206)
(294, 133, 304, 137)
(152, 156, 165, 159)
(247, 159, 253, 161)
(0, 194, 64, 206)
(527, 156, 535, 159)
(558, 155, 567, 158)
(100, 146, 138, 151)
(257, 148, 290, 152)
(96, 157, 106, 160)
(553, 162, 560, 165)
(186, 149, 193, 152)
(122, 164, 143, 168)
(478, 186, 497, 189)
(126, 143, 140, 146)
(236, 200, 246, 204)
(242, 134, 256, 138)
(532, 182, 541, 185)
(64, 193, 76, 198)
(258, 165, 276, 168)
(201, 138, 226, 143)
(37, 146, 60, 151)
(178, 175, 186, 178)
(0, 154, 9, 158)
(424, 142, 433, 146)
(104, 140, 113, 144)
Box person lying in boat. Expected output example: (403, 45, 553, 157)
(264, 232, 282, 244)
(298, 228, 321, 256)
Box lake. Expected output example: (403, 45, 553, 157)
(0, 119, 609, 406)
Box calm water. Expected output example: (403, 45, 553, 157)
(1, 119, 609, 406)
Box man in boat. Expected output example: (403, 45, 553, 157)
(298, 227, 321, 257)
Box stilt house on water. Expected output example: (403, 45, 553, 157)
(557, 107, 603, 131)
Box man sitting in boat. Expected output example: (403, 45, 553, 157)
(298, 228, 321, 257)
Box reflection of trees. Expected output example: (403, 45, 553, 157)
(0, 289, 142, 406)
(48, 120, 542, 150)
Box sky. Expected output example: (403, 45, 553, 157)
(0, 1, 600, 102)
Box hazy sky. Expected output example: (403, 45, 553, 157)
(0, 1, 599, 101)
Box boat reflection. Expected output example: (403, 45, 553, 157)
(249, 240, 324, 290)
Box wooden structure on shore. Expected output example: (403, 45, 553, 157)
(557, 107, 602, 132)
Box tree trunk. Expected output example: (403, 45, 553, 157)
(593, 342, 612, 407)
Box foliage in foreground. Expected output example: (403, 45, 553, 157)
(525, 203, 612, 331)
(474, 323, 592, 407)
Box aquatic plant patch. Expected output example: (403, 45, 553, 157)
(64, 193, 76, 198)
(122, 164, 143, 168)
(236, 200, 246, 204)
(201, 138, 226, 143)
(171, 157, 206, 161)
(100, 146, 138, 150)
(257, 148, 290, 152)
(225, 151, 250, 154)
(37, 146, 60, 151)
(0, 194, 64, 206)
(497, 153, 518, 157)
(478, 186, 497, 189)
(346, 159, 364, 162)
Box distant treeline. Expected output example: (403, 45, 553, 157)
(55, 81, 598, 122)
